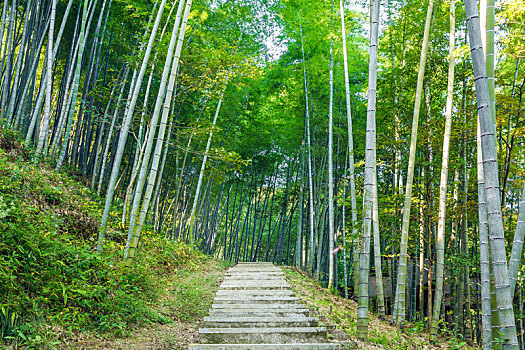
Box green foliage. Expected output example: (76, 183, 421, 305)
(0, 130, 211, 346)
(0, 307, 20, 340)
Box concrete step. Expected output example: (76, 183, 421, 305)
(194, 263, 336, 348)
(199, 327, 328, 344)
(226, 271, 285, 277)
(223, 274, 285, 279)
(222, 278, 286, 283)
(203, 316, 318, 328)
(226, 270, 284, 274)
(224, 275, 284, 280)
(189, 344, 339, 349)
(211, 303, 304, 310)
(230, 263, 276, 266)
(208, 309, 310, 318)
(228, 267, 282, 272)
(227, 270, 283, 274)
(215, 290, 295, 297)
(227, 269, 282, 273)
(214, 296, 300, 304)
(222, 278, 287, 283)
(220, 283, 290, 290)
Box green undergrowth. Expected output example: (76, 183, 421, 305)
(282, 267, 478, 350)
(0, 129, 229, 349)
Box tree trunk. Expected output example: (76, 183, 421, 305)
(35, 0, 55, 158)
(509, 185, 525, 298)
(356, 0, 379, 338)
(299, 23, 316, 276)
(97, 0, 167, 251)
(430, 0, 455, 338)
(393, 0, 434, 325)
(327, 4, 335, 289)
(372, 157, 385, 318)
(464, 0, 519, 346)
(124, 0, 193, 263)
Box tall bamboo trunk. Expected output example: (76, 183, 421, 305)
(124, 0, 193, 263)
(509, 185, 525, 298)
(430, 0, 455, 339)
(464, 0, 519, 346)
(55, 0, 90, 169)
(97, 0, 167, 252)
(35, 0, 56, 158)
(340, 0, 358, 298)
(126, 0, 186, 239)
(372, 157, 385, 318)
(189, 77, 229, 242)
(356, 0, 379, 338)
(393, 0, 434, 324)
(327, 3, 335, 289)
(299, 24, 316, 276)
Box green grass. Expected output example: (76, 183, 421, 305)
(282, 267, 479, 350)
(0, 129, 227, 348)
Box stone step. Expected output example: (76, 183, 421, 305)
(189, 344, 339, 349)
(211, 303, 304, 310)
(194, 263, 336, 348)
(220, 283, 290, 290)
(214, 296, 300, 304)
(224, 275, 284, 280)
(224, 274, 285, 279)
(222, 277, 287, 282)
(230, 263, 276, 266)
(228, 267, 282, 272)
(227, 270, 284, 274)
(199, 327, 327, 344)
(222, 278, 286, 283)
(226, 270, 284, 274)
(208, 309, 310, 318)
(227, 270, 283, 274)
(203, 316, 318, 328)
(215, 290, 295, 297)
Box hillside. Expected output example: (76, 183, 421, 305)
(0, 129, 230, 349)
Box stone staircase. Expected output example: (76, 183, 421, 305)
(189, 262, 339, 349)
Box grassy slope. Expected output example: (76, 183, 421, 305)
(283, 267, 477, 350)
(66, 258, 230, 350)
(0, 129, 231, 349)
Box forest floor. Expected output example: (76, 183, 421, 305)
(59, 264, 478, 350)
(282, 267, 477, 350)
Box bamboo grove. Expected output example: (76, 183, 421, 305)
(0, 0, 524, 348)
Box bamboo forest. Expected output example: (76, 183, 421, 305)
(0, 0, 525, 348)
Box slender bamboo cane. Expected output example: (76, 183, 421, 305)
(125, 0, 185, 239)
(393, 0, 434, 324)
(327, 2, 335, 288)
(124, 0, 193, 263)
(372, 157, 385, 319)
(356, 0, 379, 338)
(97, 0, 167, 252)
(35, 0, 55, 158)
(430, 0, 456, 339)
